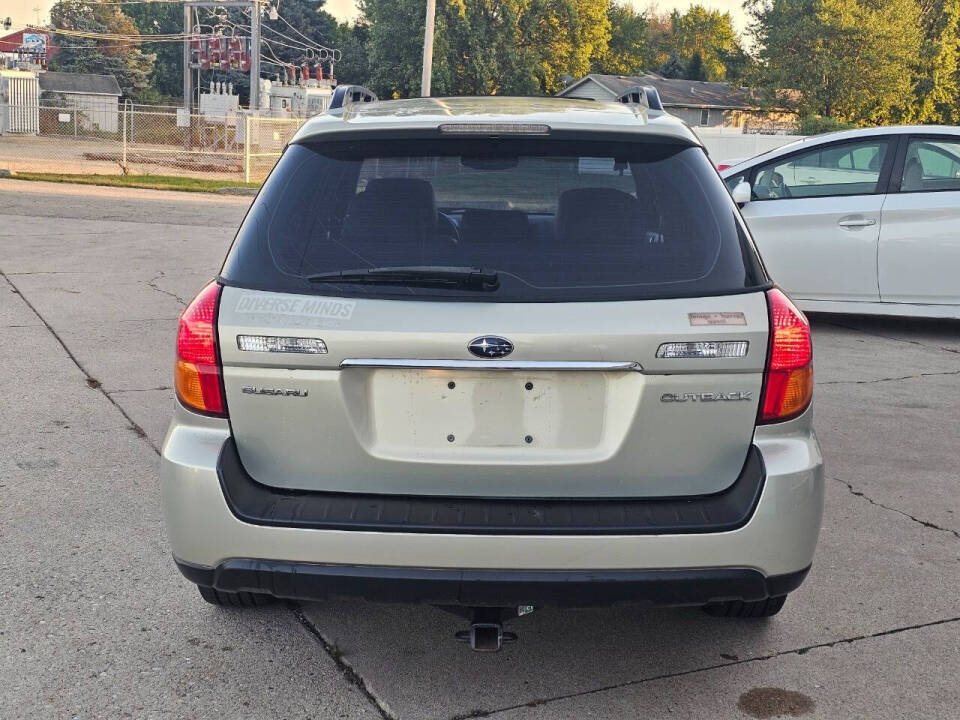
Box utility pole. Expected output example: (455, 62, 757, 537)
(420, 0, 435, 97)
(182, 3, 192, 112)
(249, 0, 260, 110)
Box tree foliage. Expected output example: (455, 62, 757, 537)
(589, 2, 748, 82)
(361, 0, 611, 97)
(589, 1, 649, 75)
(906, 0, 960, 123)
(747, 0, 922, 123)
(667, 5, 741, 81)
(123, 1, 181, 101)
(49, 0, 156, 100)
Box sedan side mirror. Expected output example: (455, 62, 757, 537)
(731, 180, 752, 207)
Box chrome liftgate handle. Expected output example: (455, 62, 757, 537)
(339, 359, 643, 371)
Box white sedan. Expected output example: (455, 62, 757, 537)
(720, 126, 960, 319)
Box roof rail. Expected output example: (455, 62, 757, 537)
(615, 86, 664, 113)
(328, 84, 378, 111)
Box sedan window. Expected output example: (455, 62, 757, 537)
(901, 139, 960, 192)
(750, 140, 890, 200)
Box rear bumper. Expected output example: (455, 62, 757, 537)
(161, 403, 824, 605)
(217, 436, 768, 535)
(175, 558, 809, 607)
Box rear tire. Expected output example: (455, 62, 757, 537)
(703, 594, 786, 618)
(197, 585, 275, 608)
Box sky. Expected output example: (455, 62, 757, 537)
(2, 0, 748, 38)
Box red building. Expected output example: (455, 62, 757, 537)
(0, 28, 59, 61)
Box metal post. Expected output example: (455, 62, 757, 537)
(183, 4, 193, 112)
(250, 0, 261, 110)
(183, 3, 193, 149)
(73, 96, 77, 137)
(243, 113, 251, 183)
(420, 0, 436, 97)
(121, 100, 127, 172)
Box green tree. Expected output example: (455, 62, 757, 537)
(361, 0, 427, 96)
(747, 0, 922, 124)
(49, 0, 155, 100)
(361, 0, 612, 98)
(124, 1, 181, 101)
(659, 53, 684, 78)
(906, 0, 960, 123)
(668, 5, 741, 81)
(685, 50, 706, 81)
(332, 19, 371, 85)
(513, 0, 610, 94)
(590, 1, 650, 75)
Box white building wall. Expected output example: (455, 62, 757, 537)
(0, 70, 40, 134)
(69, 93, 119, 133)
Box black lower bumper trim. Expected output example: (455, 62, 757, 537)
(218, 438, 766, 535)
(177, 558, 810, 608)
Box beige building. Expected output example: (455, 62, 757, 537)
(557, 73, 798, 132)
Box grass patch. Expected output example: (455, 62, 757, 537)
(8, 171, 261, 194)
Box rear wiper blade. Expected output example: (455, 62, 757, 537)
(306, 266, 500, 291)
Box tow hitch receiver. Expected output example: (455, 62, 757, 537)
(454, 607, 529, 652)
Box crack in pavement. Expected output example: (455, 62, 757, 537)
(817, 369, 960, 386)
(107, 386, 172, 394)
(0, 269, 160, 456)
(819, 318, 960, 356)
(2, 268, 400, 720)
(147, 271, 187, 306)
(292, 605, 397, 720)
(450, 615, 960, 719)
(832, 476, 960, 540)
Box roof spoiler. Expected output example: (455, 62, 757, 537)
(328, 84, 378, 111)
(615, 86, 664, 113)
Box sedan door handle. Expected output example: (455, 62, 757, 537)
(837, 218, 877, 228)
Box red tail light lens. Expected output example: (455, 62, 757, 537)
(175, 281, 226, 417)
(760, 288, 813, 423)
(716, 163, 731, 171)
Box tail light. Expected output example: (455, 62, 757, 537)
(175, 281, 227, 417)
(716, 163, 732, 171)
(759, 288, 813, 423)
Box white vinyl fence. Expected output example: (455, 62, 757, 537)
(697, 127, 805, 164)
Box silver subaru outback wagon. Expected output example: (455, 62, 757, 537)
(161, 89, 823, 651)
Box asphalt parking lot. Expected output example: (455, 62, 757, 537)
(1, 178, 958, 719)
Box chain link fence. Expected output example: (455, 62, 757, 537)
(0, 100, 304, 184)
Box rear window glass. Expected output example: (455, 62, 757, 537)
(220, 138, 767, 302)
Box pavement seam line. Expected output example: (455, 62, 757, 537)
(290, 604, 398, 720)
(831, 476, 960, 539)
(453, 615, 960, 719)
(816, 369, 960, 386)
(0, 269, 160, 456)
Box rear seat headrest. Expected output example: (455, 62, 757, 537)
(555, 188, 640, 243)
(342, 178, 437, 240)
(460, 209, 530, 244)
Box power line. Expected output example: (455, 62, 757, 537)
(274, 10, 337, 56)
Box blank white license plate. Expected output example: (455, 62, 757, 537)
(367, 369, 606, 450)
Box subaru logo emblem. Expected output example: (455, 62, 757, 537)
(468, 336, 514, 359)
